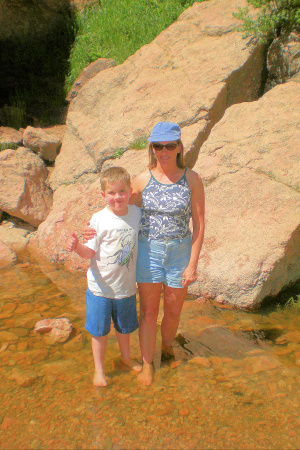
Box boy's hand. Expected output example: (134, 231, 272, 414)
(66, 231, 79, 252)
(82, 221, 97, 242)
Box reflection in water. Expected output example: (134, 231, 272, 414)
(0, 263, 299, 449)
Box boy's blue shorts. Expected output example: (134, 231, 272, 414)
(85, 288, 139, 337)
(136, 236, 192, 288)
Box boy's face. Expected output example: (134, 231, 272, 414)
(101, 180, 132, 216)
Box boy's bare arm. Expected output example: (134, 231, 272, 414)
(66, 231, 95, 259)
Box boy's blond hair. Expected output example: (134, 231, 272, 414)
(100, 167, 131, 191)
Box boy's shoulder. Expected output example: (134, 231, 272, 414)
(90, 206, 108, 221)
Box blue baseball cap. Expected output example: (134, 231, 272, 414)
(148, 121, 181, 142)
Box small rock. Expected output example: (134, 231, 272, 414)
(1, 416, 17, 430)
(34, 317, 73, 344)
(15, 303, 34, 314)
(188, 356, 211, 368)
(247, 355, 282, 373)
(0, 331, 19, 342)
(10, 368, 38, 387)
(63, 333, 85, 351)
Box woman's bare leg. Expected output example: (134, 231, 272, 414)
(137, 282, 162, 385)
(161, 285, 188, 354)
(92, 335, 108, 387)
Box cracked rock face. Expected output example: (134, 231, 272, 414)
(17, 0, 300, 309)
(191, 82, 300, 308)
(49, 0, 266, 190)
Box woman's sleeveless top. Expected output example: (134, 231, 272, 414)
(139, 168, 192, 240)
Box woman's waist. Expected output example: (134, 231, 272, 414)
(138, 233, 191, 244)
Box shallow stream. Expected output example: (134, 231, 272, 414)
(0, 262, 299, 449)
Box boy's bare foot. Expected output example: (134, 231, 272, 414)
(137, 362, 154, 386)
(93, 370, 108, 387)
(121, 358, 142, 372)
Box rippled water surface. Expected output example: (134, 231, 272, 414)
(0, 262, 299, 449)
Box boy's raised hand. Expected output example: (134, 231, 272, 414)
(66, 231, 79, 252)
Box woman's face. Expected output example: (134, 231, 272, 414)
(152, 141, 180, 165)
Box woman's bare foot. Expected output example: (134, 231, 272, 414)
(161, 344, 175, 363)
(137, 362, 154, 386)
(121, 358, 142, 372)
(93, 370, 108, 387)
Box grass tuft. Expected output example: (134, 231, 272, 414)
(65, 0, 197, 93)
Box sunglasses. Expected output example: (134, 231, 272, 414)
(152, 142, 179, 151)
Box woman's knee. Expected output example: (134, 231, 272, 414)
(139, 306, 159, 324)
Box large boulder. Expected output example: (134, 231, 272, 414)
(22, 125, 65, 163)
(0, 147, 53, 227)
(28, 149, 148, 269)
(28, 180, 105, 271)
(0, 241, 17, 269)
(0, 218, 35, 254)
(191, 82, 300, 308)
(0, 127, 22, 147)
(66, 58, 116, 102)
(49, 0, 266, 190)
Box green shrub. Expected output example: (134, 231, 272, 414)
(130, 136, 148, 150)
(65, 0, 197, 93)
(233, 0, 300, 43)
(0, 142, 19, 152)
(112, 148, 125, 158)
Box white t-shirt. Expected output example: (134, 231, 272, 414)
(85, 205, 141, 299)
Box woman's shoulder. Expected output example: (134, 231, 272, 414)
(132, 169, 151, 189)
(185, 167, 203, 187)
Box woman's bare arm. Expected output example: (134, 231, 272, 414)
(182, 169, 205, 286)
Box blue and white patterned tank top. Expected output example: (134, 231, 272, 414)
(139, 168, 192, 240)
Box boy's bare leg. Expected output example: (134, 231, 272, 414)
(115, 330, 142, 372)
(92, 335, 108, 386)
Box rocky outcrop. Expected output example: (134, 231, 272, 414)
(0, 147, 53, 227)
(23, 125, 65, 162)
(49, 0, 266, 190)
(0, 241, 17, 269)
(1, 0, 299, 310)
(265, 31, 300, 91)
(28, 179, 106, 269)
(66, 58, 116, 102)
(191, 82, 300, 308)
(0, 218, 35, 254)
(0, 127, 22, 146)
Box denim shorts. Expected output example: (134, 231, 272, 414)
(136, 236, 192, 288)
(85, 288, 139, 337)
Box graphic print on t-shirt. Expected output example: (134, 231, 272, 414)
(107, 230, 136, 269)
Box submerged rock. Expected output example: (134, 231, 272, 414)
(34, 317, 72, 344)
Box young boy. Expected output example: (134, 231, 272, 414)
(66, 167, 142, 386)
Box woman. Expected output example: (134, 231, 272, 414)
(84, 121, 205, 386)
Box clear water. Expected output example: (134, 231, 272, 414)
(0, 262, 299, 449)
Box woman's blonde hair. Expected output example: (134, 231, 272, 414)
(148, 140, 185, 169)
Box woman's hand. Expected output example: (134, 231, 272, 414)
(82, 221, 97, 242)
(66, 231, 78, 252)
(181, 265, 197, 287)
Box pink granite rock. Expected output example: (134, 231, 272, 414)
(34, 317, 72, 344)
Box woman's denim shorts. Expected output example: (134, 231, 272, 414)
(136, 236, 192, 288)
(85, 288, 139, 337)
